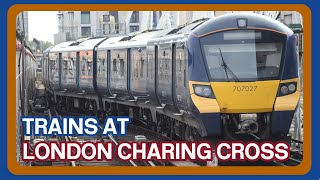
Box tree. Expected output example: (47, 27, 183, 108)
(27, 39, 54, 52)
(40, 41, 54, 51)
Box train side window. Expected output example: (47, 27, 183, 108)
(120, 59, 124, 77)
(134, 61, 138, 78)
(87, 61, 91, 72)
(55, 56, 59, 70)
(176, 46, 187, 87)
(82, 57, 86, 72)
(97, 58, 101, 73)
(63, 59, 68, 70)
(183, 49, 187, 87)
(69, 58, 73, 70)
(51, 60, 55, 70)
(113, 59, 117, 72)
(184, 69, 186, 87)
(132, 51, 139, 78)
(179, 53, 182, 72)
(140, 58, 144, 78)
(102, 59, 106, 71)
(146, 54, 149, 78)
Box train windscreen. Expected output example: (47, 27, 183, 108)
(200, 29, 286, 82)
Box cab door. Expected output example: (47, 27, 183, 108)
(173, 42, 188, 112)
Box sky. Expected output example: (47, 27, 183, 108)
(28, 11, 58, 43)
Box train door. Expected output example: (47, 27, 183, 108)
(61, 52, 77, 91)
(107, 50, 112, 96)
(174, 42, 188, 112)
(46, 54, 49, 86)
(48, 52, 60, 90)
(76, 52, 80, 91)
(131, 47, 148, 97)
(110, 49, 127, 96)
(44, 54, 48, 86)
(151, 45, 161, 106)
(42, 54, 46, 85)
(96, 50, 108, 95)
(157, 43, 173, 107)
(79, 50, 94, 93)
(127, 48, 134, 99)
(58, 53, 62, 90)
(61, 52, 68, 90)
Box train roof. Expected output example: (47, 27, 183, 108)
(48, 19, 208, 53)
(49, 41, 75, 52)
(191, 13, 293, 37)
(145, 19, 208, 45)
(97, 31, 162, 50)
(96, 20, 207, 50)
(96, 36, 127, 50)
(49, 38, 106, 52)
(74, 37, 106, 51)
(169, 19, 208, 35)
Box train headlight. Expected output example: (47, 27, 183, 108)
(280, 86, 288, 94)
(288, 84, 296, 92)
(194, 86, 203, 95)
(237, 18, 248, 28)
(278, 82, 297, 96)
(193, 85, 215, 98)
(203, 87, 212, 97)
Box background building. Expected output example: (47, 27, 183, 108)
(53, 11, 303, 44)
(54, 11, 106, 43)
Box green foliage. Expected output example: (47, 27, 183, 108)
(27, 40, 54, 52)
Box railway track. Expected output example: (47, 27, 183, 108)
(247, 133, 303, 166)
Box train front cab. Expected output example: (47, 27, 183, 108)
(188, 14, 300, 140)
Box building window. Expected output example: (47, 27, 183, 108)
(130, 26, 139, 33)
(103, 24, 107, 35)
(103, 15, 110, 22)
(81, 11, 90, 24)
(130, 11, 139, 23)
(115, 24, 119, 34)
(81, 27, 91, 37)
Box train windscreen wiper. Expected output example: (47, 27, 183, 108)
(218, 48, 240, 82)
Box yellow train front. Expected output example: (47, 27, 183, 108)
(188, 13, 300, 140)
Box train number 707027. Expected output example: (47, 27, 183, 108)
(233, 86, 258, 92)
